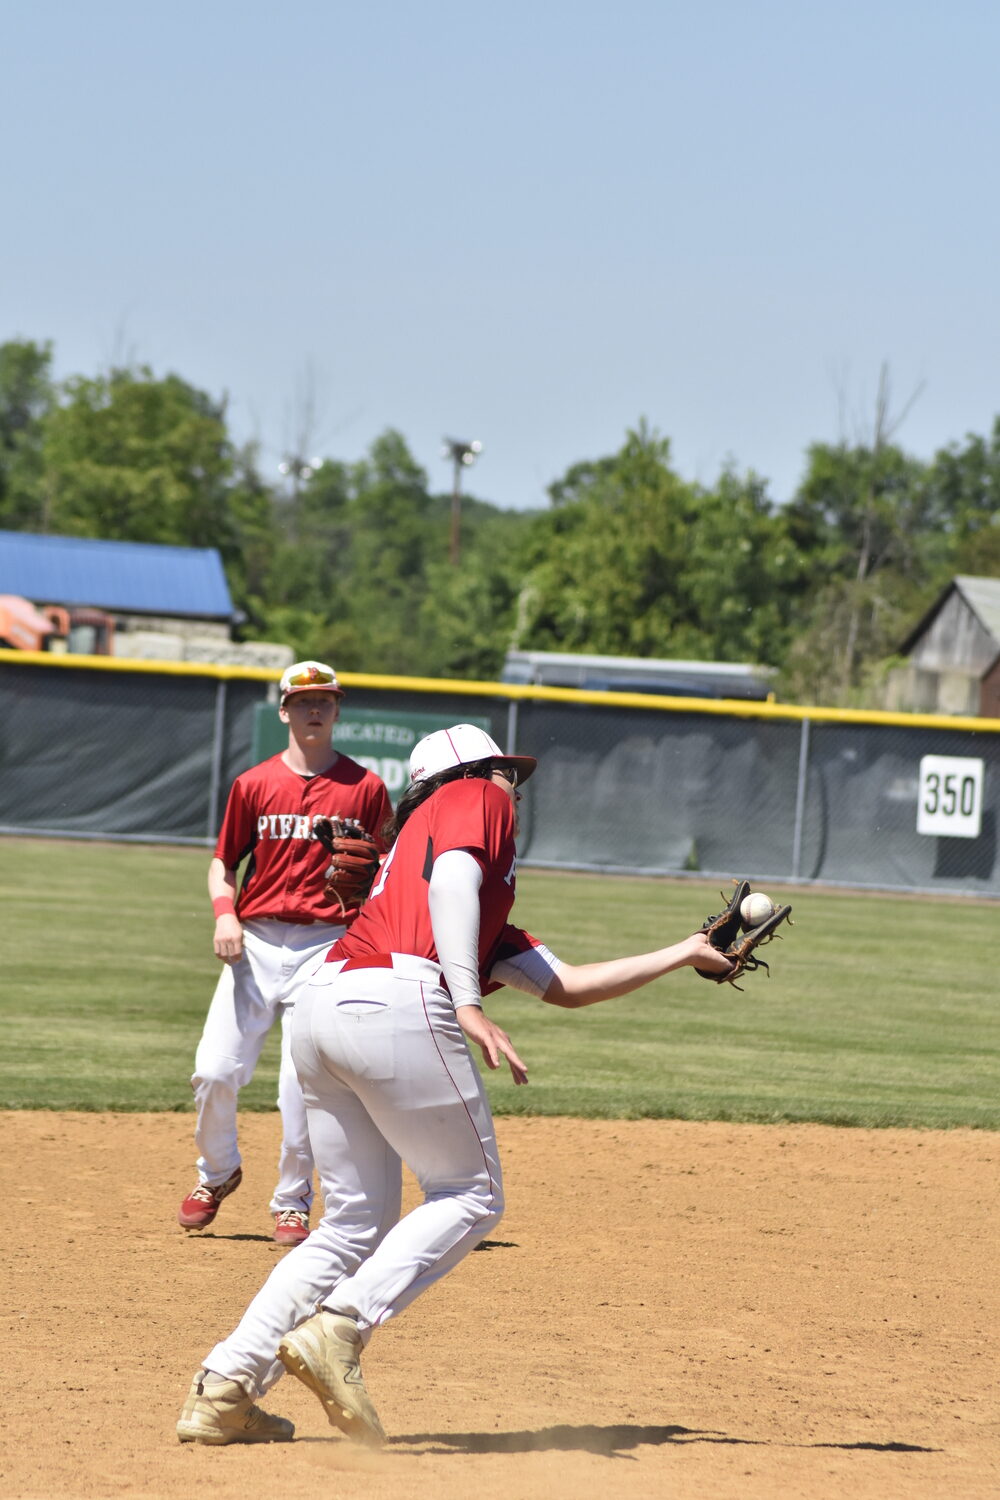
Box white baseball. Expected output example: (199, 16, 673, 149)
(740, 891, 775, 927)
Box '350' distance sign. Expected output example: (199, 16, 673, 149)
(917, 755, 984, 839)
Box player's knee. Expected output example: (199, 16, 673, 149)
(479, 1201, 504, 1239)
(471, 1180, 505, 1234)
(428, 1179, 503, 1233)
(345, 1221, 383, 1264)
(308, 1217, 381, 1273)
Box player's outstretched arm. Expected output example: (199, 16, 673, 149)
(541, 932, 733, 1009)
(208, 856, 243, 964)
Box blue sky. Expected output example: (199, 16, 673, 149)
(4, 1, 999, 510)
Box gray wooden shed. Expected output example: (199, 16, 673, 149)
(894, 575, 1000, 717)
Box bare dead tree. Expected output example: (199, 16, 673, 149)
(278, 358, 367, 508)
(838, 362, 926, 696)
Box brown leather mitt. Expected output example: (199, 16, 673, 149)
(696, 878, 793, 990)
(313, 816, 381, 918)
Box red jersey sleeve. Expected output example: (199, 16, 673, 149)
(214, 776, 256, 869)
(365, 780, 394, 854)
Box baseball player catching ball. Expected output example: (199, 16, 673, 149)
(177, 722, 734, 1446)
(177, 660, 392, 1245)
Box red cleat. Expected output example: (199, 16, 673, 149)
(178, 1167, 243, 1230)
(272, 1209, 310, 1246)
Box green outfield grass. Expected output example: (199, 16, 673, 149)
(1, 836, 996, 1127)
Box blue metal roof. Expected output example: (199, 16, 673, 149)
(0, 530, 235, 619)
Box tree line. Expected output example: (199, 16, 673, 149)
(2, 339, 998, 705)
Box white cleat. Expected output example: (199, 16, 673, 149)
(176, 1370, 294, 1445)
(278, 1310, 385, 1447)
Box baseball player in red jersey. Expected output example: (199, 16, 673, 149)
(177, 724, 732, 1446)
(177, 660, 393, 1245)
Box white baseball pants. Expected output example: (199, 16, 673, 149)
(201, 954, 504, 1395)
(191, 918, 345, 1213)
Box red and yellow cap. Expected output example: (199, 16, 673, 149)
(279, 660, 345, 702)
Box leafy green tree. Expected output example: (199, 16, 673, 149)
(926, 418, 1000, 575)
(547, 453, 618, 508)
(512, 421, 793, 666)
(783, 440, 935, 588)
(40, 367, 237, 545)
(246, 430, 439, 670)
(223, 442, 283, 626)
(244, 428, 535, 676)
(416, 502, 536, 679)
(675, 468, 810, 665)
(514, 423, 694, 654)
(778, 423, 939, 702)
(290, 430, 440, 671)
(328, 433, 527, 676)
(345, 429, 439, 600)
(0, 338, 55, 529)
(770, 368, 984, 702)
(248, 456, 354, 628)
(26, 336, 1000, 707)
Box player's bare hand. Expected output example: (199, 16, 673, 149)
(684, 931, 734, 977)
(213, 914, 244, 965)
(456, 1005, 529, 1085)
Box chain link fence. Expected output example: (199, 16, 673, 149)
(2, 652, 997, 896)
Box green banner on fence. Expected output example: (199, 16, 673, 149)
(252, 705, 491, 803)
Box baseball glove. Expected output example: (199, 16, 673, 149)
(313, 816, 381, 917)
(695, 878, 793, 990)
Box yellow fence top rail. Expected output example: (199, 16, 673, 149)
(3, 647, 1000, 734)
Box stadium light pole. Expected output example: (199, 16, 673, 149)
(278, 454, 323, 501)
(442, 437, 482, 565)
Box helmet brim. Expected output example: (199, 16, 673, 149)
(493, 755, 537, 786)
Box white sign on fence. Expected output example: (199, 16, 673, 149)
(916, 755, 984, 839)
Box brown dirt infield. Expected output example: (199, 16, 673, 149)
(3, 1111, 998, 1500)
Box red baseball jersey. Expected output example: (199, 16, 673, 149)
(215, 752, 393, 925)
(331, 777, 518, 979)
